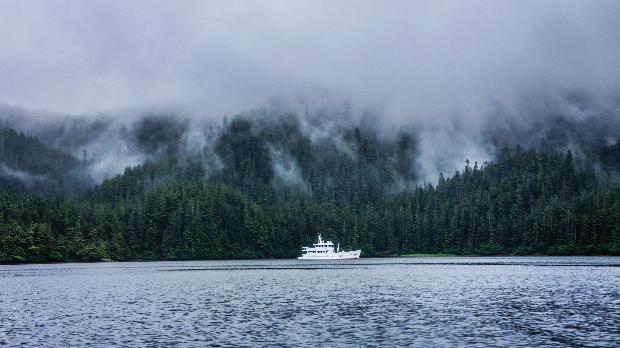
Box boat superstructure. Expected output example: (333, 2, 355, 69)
(298, 234, 361, 260)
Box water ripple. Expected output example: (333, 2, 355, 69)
(1, 257, 619, 347)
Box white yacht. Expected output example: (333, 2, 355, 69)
(298, 234, 361, 260)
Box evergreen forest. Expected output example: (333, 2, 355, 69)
(1, 114, 619, 262)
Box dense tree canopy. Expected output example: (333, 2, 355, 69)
(0, 118, 619, 262)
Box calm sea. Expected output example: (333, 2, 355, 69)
(1, 257, 619, 347)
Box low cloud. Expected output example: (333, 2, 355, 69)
(0, 1, 619, 183)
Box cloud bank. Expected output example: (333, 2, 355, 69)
(1, 0, 620, 182)
(0, 1, 618, 115)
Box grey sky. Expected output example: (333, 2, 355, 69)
(0, 0, 619, 119)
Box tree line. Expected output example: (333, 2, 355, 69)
(0, 118, 619, 262)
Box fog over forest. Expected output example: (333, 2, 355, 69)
(1, 1, 620, 262)
(1, 1, 620, 183)
(2, 5, 620, 347)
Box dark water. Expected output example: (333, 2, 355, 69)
(1, 257, 619, 347)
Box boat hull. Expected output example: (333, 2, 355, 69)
(297, 250, 361, 260)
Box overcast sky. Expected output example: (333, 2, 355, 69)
(1, 0, 619, 119)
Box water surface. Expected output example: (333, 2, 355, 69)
(1, 257, 619, 347)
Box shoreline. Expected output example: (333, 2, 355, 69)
(2, 253, 619, 265)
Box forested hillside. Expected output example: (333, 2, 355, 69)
(1, 115, 619, 262)
(0, 127, 89, 196)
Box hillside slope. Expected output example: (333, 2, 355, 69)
(1, 116, 619, 262)
(0, 127, 88, 196)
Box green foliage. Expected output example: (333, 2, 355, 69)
(0, 126, 89, 196)
(0, 120, 619, 262)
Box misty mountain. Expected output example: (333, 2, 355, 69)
(4, 90, 620, 187)
(0, 107, 619, 262)
(0, 127, 89, 196)
(3, 96, 620, 198)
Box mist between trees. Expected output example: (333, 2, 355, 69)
(1, 96, 620, 262)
